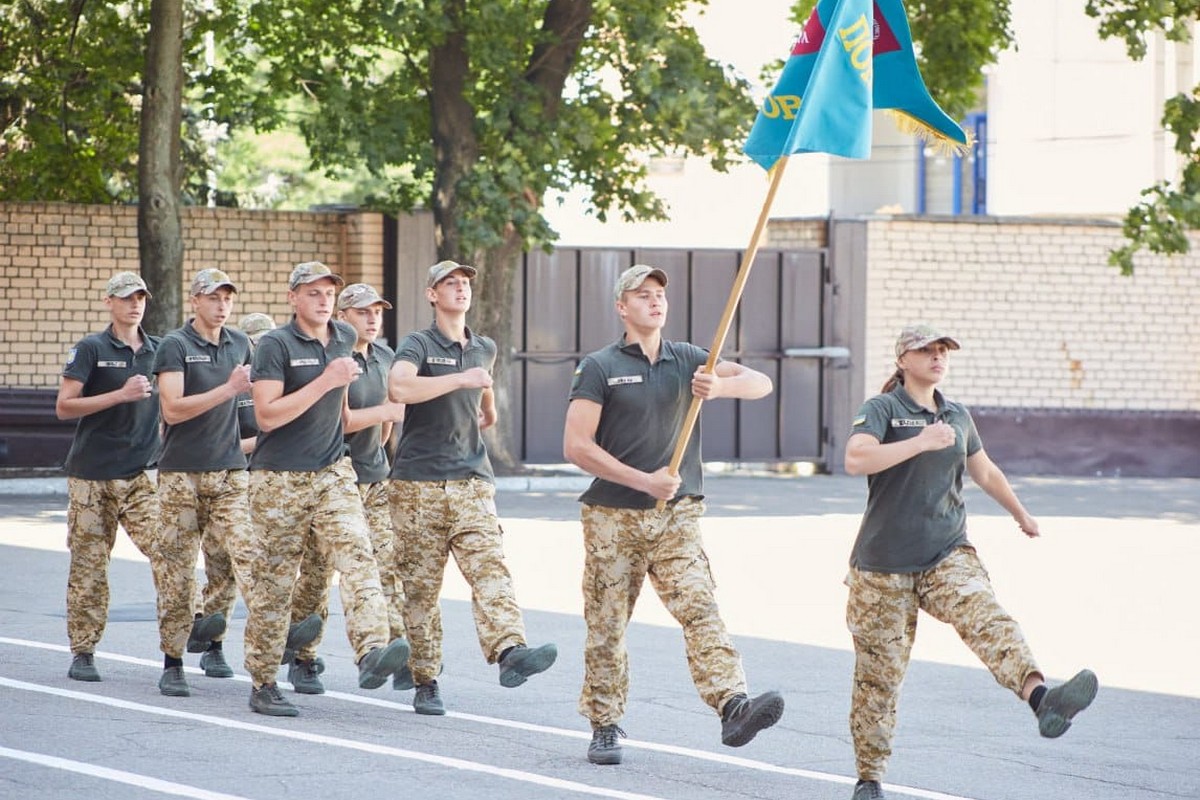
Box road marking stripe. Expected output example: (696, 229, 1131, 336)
(0, 636, 977, 800)
(0, 745, 255, 800)
(0, 676, 670, 800)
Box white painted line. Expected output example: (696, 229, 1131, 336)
(0, 676, 669, 800)
(0, 637, 978, 800)
(0, 745, 256, 800)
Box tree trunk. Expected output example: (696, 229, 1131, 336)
(138, 0, 184, 336)
(472, 235, 524, 474)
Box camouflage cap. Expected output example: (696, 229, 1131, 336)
(613, 264, 668, 302)
(895, 324, 961, 357)
(106, 271, 152, 299)
(288, 260, 344, 290)
(338, 283, 393, 310)
(238, 312, 276, 341)
(190, 267, 238, 296)
(426, 260, 477, 288)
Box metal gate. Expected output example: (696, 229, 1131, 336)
(510, 246, 835, 466)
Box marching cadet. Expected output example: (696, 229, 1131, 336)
(56, 272, 163, 682)
(243, 261, 409, 716)
(563, 264, 785, 765)
(387, 260, 557, 716)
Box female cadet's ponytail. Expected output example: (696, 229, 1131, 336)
(880, 367, 904, 393)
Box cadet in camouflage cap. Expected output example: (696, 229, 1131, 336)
(426, 259, 477, 287)
(338, 283, 394, 311)
(388, 257, 556, 716)
(106, 271, 152, 298)
(565, 263, 783, 765)
(238, 313, 276, 344)
(612, 264, 668, 302)
(240, 258, 409, 717)
(149, 266, 256, 697)
(894, 324, 960, 357)
(842, 325, 1097, 799)
(190, 268, 239, 296)
(61, 272, 162, 684)
(288, 260, 344, 290)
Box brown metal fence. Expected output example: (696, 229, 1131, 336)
(507, 246, 833, 465)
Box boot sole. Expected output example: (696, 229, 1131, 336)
(722, 692, 785, 747)
(358, 639, 411, 689)
(499, 644, 558, 688)
(68, 669, 101, 682)
(1038, 669, 1098, 738)
(250, 700, 299, 717)
(587, 749, 623, 765)
(186, 613, 228, 653)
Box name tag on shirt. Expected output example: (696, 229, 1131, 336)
(607, 375, 643, 386)
(290, 358, 321, 367)
(97, 360, 127, 368)
(891, 418, 926, 428)
(237, 398, 254, 408)
(185, 355, 211, 363)
(426, 357, 456, 366)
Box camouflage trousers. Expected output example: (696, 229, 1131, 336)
(244, 459, 390, 687)
(66, 474, 158, 654)
(846, 545, 1040, 780)
(154, 470, 253, 657)
(578, 499, 746, 728)
(389, 478, 520, 685)
(288, 480, 408, 660)
(197, 494, 257, 643)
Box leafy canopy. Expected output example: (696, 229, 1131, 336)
(1084, 0, 1200, 273)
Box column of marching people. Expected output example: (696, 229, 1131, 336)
(56, 261, 1095, 797)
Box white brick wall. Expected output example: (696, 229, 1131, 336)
(858, 217, 1200, 411)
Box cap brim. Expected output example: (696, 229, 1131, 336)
(111, 288, 152, 299)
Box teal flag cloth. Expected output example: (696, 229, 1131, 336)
(744, 0, 968, 171)
(744, 0, 874, 169)
(872, 0, 969, 149)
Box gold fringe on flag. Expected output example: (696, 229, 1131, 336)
(887, 110, 974, 157)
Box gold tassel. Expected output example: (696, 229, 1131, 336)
(887, 110, 974, 157)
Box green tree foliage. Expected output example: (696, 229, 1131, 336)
(1084, 0, 1200, 273)
(0, 1, 148, 201)
(219, 0, 754, 466)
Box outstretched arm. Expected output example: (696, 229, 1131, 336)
(968, 448, 1039, 537)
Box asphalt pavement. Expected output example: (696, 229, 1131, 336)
(1, 471, 1197, 800)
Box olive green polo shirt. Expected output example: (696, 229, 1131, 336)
(154, 320, 251, 472)
(61, 325, 162, 480)
(248, 318, 356, 472)
(345, 340, 395, 484)
(388, 324, 496, 482)
(848, 384, 983, 573)
(569, 336, 709, 509)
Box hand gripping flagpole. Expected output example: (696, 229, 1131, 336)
(656, 157, 790, 511)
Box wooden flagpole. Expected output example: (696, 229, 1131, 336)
(656, 156, 791, 510)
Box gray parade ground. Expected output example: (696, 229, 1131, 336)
(1, 471, 1197, 800)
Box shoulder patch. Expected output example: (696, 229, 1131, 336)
(65, 348, 77, 366)
(852, 415, 867, 426)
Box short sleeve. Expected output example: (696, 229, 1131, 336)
(962, 406, 983, 456)
(251, 334, 289, 382)
(569, 355, 607, 404)
(394, 331, 428, 370)
(153, 335, 186, 375)
(849, 395, 891, 442)
(62, 337, 97, 383)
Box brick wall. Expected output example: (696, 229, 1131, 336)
(0, 203, 384, 390)
(773, 215, 1200, 413)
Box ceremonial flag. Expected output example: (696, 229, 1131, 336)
(872, 0, 969, 153)
(744, 0, 968, 171)
(744, 0, 874, 169)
